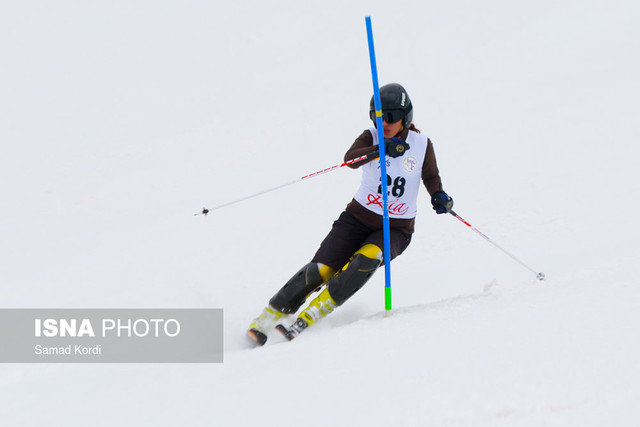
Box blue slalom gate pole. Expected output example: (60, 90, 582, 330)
(365, 16, 393, 312)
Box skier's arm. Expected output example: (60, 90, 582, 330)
(344, 131, 378, 169)
(422, 138, 443, 195)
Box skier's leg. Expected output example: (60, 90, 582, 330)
(247, 262, 336, 345)
(277, 244, 382, 340)
(248, 211, 369, 345)
(277, 229, 413, 340)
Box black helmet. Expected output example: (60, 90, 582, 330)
(369, 83, 413, 128)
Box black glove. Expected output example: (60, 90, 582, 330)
(384, 137, 410, 158)
(431, 191, 453, 214)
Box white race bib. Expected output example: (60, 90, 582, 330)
(353, 128, 428, 219)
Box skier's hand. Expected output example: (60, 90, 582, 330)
(384, 137, 410, 158)
(431, 191, 453, 214)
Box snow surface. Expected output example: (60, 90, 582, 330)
(1, 0, 639, 425)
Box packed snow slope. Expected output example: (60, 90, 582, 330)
(1, 1, 639, 425)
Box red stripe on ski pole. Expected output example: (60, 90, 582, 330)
(300, 154, 371, 181)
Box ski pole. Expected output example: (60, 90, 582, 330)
(449, 209, 546, 280)
(196, 152, 379, 215)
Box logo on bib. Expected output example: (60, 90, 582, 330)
(402, 156, 418, 173)
(366, 194, 409, 215)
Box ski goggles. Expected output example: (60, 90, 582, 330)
(369, 109, 405, 124)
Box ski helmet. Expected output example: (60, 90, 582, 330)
(369, 83, 413, 128)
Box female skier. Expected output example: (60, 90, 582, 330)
(247, 83, 453, 345)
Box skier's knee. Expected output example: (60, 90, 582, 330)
(354, 243, 383, 261)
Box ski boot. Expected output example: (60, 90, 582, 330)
(276, 287, 337, 341)
(249, 262, 334, 345)
(247, 305, 286, 346)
